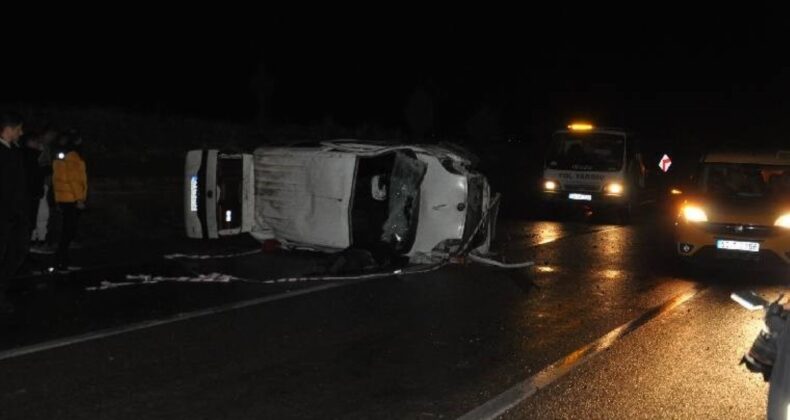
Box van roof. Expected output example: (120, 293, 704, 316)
(703, 150, 790, 165)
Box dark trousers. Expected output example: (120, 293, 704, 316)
(55, 203, 79, 268)
(45, 187, 59, 245)
(0, 217, 31, 300)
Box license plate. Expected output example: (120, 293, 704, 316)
(568, 193, 592, 201)
(716, 240, 760, 253)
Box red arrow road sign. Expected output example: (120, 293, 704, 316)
(659, 154, 672, 173)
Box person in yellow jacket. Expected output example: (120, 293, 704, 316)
(52, 130, 87, 271)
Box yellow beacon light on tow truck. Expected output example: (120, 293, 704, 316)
(568, 123, 594, 132)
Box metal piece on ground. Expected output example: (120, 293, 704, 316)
(467, 253, 535, 269)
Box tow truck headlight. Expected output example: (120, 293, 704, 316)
(775, 214, 790, 229)
(544, 180, 557, 191)
(604, 183, 624, 195)
(682, 205, 708, 223)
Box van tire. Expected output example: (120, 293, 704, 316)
(673, 254, 700, 278)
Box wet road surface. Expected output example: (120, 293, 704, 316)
(0, 205, 785, 419)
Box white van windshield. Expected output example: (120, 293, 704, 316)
(701, 163, 790, 200)
(546, 132, 625, 172)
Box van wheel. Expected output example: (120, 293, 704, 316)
(673, 255, 699, 278)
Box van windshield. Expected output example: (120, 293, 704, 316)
(700, 163, 790, 200)
(546, 132, 625, 172)
(380, 152, 427, 253)
(352, 151, 427, 255)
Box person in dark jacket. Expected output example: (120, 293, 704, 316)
(30, 128, 56, 245)
(0, 111, 28, 313)
(22, 133, 47, 240)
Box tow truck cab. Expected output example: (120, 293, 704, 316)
(541, 123, 645, 219)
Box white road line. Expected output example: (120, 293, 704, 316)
(457, 285, 705, 420)
(0, 278, 374, 363)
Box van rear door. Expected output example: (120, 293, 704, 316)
(184, 149, 254, 239)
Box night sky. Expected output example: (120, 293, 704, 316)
(6, 8, 790, 147)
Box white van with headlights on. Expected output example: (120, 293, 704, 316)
(184, 141, 498, 263)
(541, 124, 645, 221)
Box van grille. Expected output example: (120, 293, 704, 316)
(703, 223, 778, 238)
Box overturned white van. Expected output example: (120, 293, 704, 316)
(184, 141, 498, 263)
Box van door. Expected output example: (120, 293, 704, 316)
(184, 149, 254, 239)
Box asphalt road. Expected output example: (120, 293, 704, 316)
(0, 204, 785, 419)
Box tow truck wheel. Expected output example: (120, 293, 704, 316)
(539, 202, 561, 221)
(617, 202, 632, 225)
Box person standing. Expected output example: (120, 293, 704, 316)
(52, 130, 87, 271)
(22, 132, 47, 242)
(0, 112, 29, 313)
(28, 128, 57, 252)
